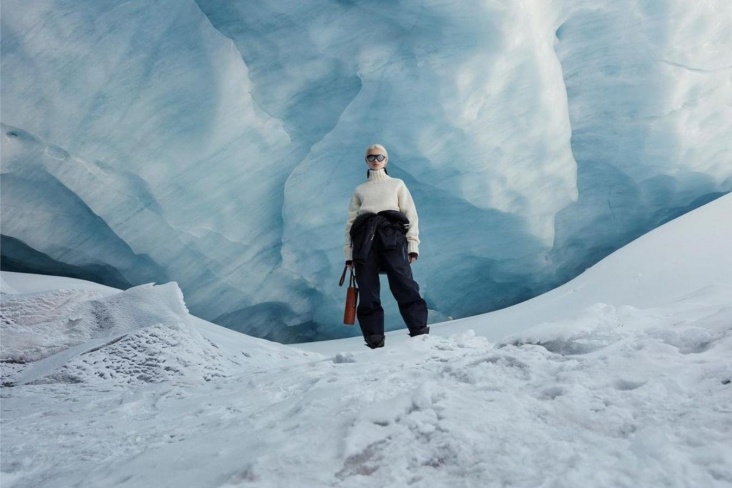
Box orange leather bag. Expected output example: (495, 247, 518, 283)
(339, 265, 358, 325)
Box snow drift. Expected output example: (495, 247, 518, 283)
(0, 281, 313, 387)
(2, 283, 228, 385)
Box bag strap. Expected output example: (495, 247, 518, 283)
(339, 264, 348, 286)
(339, 265, 357, 288)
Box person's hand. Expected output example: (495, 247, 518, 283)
(346, 260, 353, 269)
(408, 253, 418, 264)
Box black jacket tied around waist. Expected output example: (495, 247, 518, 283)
(349, 210, 410, 265)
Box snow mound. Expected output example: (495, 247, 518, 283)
(506, 293, 732, 359)
(1, 288, 108, 363)
(1, 282, 241, 386)
(43, 321, 235, 386)
(327, 324, 732, 486)
(314, 293, 732, 487)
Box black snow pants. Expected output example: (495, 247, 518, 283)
(354, 232, 428, 342)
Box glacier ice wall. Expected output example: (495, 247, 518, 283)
(550, 1, 732, 277)
(2, 0, 731, 342)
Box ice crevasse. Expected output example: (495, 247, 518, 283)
(1, 0, 731, 342)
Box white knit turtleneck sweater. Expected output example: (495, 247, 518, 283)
(344, 169, 420, 261)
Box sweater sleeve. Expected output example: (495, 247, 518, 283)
(344, 192, 360, 260)
(397, 181, 420, 255)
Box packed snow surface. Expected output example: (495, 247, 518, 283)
(2, 0, 731, 340)
(1, 194, 731, 487)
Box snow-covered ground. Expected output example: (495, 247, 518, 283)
(1, 194, 731, 487)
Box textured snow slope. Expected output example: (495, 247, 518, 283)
(2, 0, 731, 341)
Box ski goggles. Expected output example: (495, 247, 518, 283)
(365, 154, 386, 162)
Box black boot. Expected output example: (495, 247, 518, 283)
(365, 334, 385, 349)
(409, 326, 430, 337)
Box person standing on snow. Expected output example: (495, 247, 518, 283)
(344, 144, 429, 349)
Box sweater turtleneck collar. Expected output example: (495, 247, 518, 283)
(367, 169, 390, 182)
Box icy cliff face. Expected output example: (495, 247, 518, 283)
(2, 0, 731, 341)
